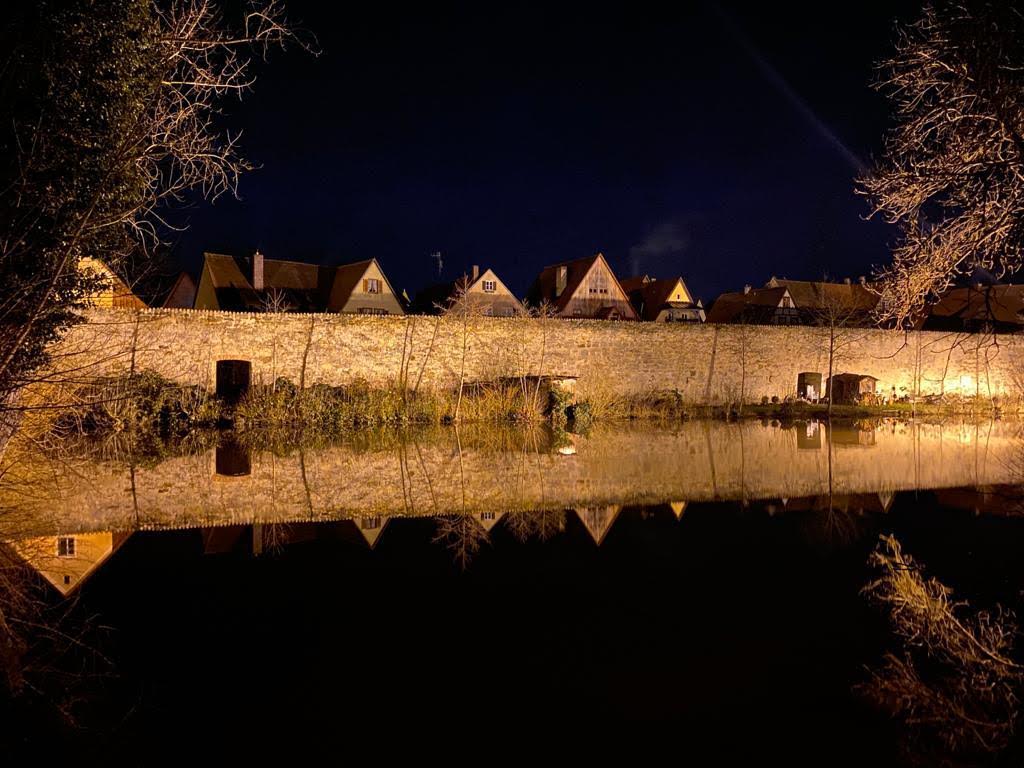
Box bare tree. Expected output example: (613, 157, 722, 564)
(432, 514, 489, 571)
(860, 1, 1024, 328)
(0, 0, 312, 394)
(808, 282, 875, 415)
(444, 276, 486, 423)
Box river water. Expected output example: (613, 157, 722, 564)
(3, 418, 1024, 763)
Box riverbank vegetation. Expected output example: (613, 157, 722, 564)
(861, 535, 1024, 765)
(31, 369, 1020, 448)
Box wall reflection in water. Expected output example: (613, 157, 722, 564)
(3, 418, 1024, 584)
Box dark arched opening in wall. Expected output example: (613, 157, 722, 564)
(216, 360, 251, 403)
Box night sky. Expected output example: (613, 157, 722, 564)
(170, 1, 921, 304)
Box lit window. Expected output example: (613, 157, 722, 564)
(57, 537, 75, 558)
(482, 512, 496, 521)
(482, 280, 496, 293)
(365, 278, 381, 294)
(362, 517, 381, 530)
(358, 307, 387, 315)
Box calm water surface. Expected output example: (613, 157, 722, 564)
(3, 419, 1024, 763)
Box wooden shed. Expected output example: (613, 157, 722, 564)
(827, 373, 878, 405)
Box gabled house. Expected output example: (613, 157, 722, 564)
(620, 275, 704, 322)
(354, 515, 390, 549)
(79, 257, 147, 309)
(162, 271, 198, 308)
(527, 253, 637, 319)
(7, 531, 130, 596)
(472, 510, 506, 532)
(193, 251, 404, 315)
(765, 277, 879, 326)
(706, 285, 799, 324)
(411, 266, 524, 316)
(327, 258, 406, 315)
(574, 505, 622, 545)
(920, 284, 1024, 333)
(706, 277, 879, 326)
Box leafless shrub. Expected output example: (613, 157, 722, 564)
(504, 508, 566, 543)
(859, 534, 1024, 762)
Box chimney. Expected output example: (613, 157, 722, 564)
(471, 265, 480, 281)
(743, 284, 752, 294)
(252, 249, 264, 291)
(555, 265, 568, 298)
(843, 277, 851, 285)
(858, 276, 866, 285)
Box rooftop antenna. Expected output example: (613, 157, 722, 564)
(431, 251, 443, 277)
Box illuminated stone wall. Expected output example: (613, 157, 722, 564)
(54, 308, 1024, 402)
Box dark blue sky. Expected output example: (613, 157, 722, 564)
(170, 1, 920, 303)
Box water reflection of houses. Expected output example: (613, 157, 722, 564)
(574, 505, 622, 545)
(354, 516, 390, 548)
(779, 493, 893, 515)
(669, 501, 688, 519)
(6, 532, 130, 596)
(472, 511, 506, 533)
(932, 486, 1024, 516)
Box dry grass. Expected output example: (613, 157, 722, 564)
(236, 377, 545, 431)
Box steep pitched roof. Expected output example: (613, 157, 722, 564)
(766, 278, 879, 313)
(528, 253, 635, 316)
(621, 275, 697, 320)
(198, 254, 401, 313)
(326, 259, 383, 310)
(201, 252, 336, 311)
(925, 284, 1024, 328)
(412, 268, 525, 315)
(706, 286, 791, 323)
(162, 271, 197, 308)
(79, 257, 148, 309)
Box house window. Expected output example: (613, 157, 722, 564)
(57, 537, 75, 558)
(365, 278, 381, 294)
(358, 307, 388, 315)
(361, 517, 381, 530)
(482, 280, 496, 293)
(481, 512, 495, 521)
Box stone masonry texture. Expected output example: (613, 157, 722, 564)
(54, 308, 1024, 402)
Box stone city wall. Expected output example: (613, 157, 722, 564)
(52, 308, 1024, 402)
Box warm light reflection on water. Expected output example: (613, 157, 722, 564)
(2, 418, 1023, 582)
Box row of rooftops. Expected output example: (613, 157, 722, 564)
(150, 250, 706, 322)
(706, 276, 1024, 331)
(99, 250, 1024, 331)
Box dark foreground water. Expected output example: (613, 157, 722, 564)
(3, 419, 1024, 764)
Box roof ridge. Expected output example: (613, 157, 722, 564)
(541, 253, 601, 270)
